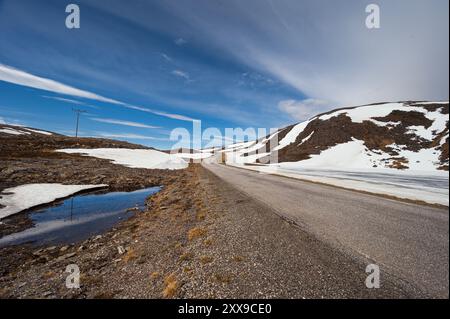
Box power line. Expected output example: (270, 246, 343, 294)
(72, 108, 87, 138)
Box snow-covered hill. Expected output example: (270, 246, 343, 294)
(201, 101, 449, 173)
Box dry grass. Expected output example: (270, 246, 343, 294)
(80, 273, 102, 286)
(123, 248, 137, 263)
(150, 272, 160, 280)
(187, 227, 207, 241)
(163, 273, 178, 298)
(179, 252, 193, 261)
(214, 273, 232, 284)
(199, 255, 214, 264)
(183, 266, 193, 273)
(203, 238, 213, 246)
(196, 210, 207, 221)
(93, 291, 116, 299)
(232, 255, 244, 262)
(42, 271, 56, 280)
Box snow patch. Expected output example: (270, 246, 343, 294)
(0, 128, 30, 135)
(23, 128, 53, 135)
(174, 152, 213, 160)
(370, 120, 400, 127)
(298, 131, 314, 146)
(387, 144, 442, 171)
(280, 139, 383, 170)
(0, 184, 107, 219)
(440, 134, 449, 146)
(57, 148, 188, 170)
(319, 102, 425, 122)
(274, 120, 311, 151)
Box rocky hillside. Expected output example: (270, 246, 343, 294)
(0, 124, 149, 159)
(0, 124, 179, 211)
(223, 101, 449, 172)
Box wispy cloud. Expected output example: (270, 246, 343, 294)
(121, 103, 197, 122)
(175, 38, 187, 46)
(0, 64, 122, 105)
(89, 117, 160, 129)
(161, 53, 172, 62)
(278, 99, 331, 121)
(42, 95, 99, 109)
(0, 116, 6, 124)
(0, 64, 197, 122)
(148, 109, 197, 122)
(171, 70, 190, 80)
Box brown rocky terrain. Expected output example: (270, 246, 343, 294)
(0, 124, 171, 190)
(0, 124, 149, 157)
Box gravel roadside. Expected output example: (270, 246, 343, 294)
(0, 165, 411, 298)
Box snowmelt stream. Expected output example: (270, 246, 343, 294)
(0, 186, 160, 247)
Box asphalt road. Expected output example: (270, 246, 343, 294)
(203, 163, 449, 298)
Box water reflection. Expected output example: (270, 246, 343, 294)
(0, 186, 160, 247)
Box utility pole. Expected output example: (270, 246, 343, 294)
(72, 108, 87, 138)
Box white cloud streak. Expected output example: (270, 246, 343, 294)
(175, 38, 187, 46)
(278, 99, 331, 121)
(149, 110, 197, 122)
(0, 63, 197, 122)
(0, 64, 121, 105)
(161, 53, 172, 62)
(171, 70, 190, 80)
(42, 95, 99, 109)
(121, 103, 197, 122)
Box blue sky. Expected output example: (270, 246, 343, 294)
(0, 0, 448, 149)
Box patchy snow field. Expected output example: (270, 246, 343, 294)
(0, 127, 30, 135)
(174, 152, 213, 160)
(274, 120, 312, 151)
(22, 128, 53, 135)
(211, 101, 449, 170)
(0, 183, 108, 219)
(57, 148, 188, 170)
(0, 125, 53, 136)
(274, 139, 445, 172)
(228, 163, 449, 206)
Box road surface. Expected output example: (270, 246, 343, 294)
(203, 163, 449, 298)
